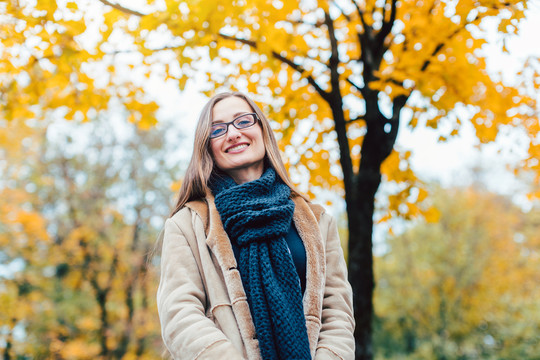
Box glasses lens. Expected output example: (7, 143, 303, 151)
(210, 124, 227, 138)
(234, 114, 256, 129)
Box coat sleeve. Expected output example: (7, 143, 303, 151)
(157, 217, 244, 360)
(315, 214, 355, 360)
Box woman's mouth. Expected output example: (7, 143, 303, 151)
(226, 144, 249, 153)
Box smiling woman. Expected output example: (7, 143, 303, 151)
(155, 92, 355, 360)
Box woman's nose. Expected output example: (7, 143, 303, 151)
(226, 126, 241, 140)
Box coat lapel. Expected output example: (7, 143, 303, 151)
(185, 195, 260, 359)
(186, 193, 238, 270)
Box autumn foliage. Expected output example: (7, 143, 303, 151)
(1, 0, 539, 359)
(0, 117, 180, 358)
(375, 186, 540, 358)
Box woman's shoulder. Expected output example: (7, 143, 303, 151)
(309, 203, 335, 229)
(307, 202, 326, 217)
(169, 198, 209, 229)
(292, 195, 329, 223)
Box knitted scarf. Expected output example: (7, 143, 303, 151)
(209, 167, 311, 360)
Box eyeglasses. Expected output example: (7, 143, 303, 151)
(210, 113, 259, 139)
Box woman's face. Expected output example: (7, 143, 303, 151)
(210, 96, 266, 184)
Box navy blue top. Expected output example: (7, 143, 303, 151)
(285, 223, 307, 294)
(232, 223, 307, 294)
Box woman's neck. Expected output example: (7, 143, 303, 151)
(227, 164, 264, 184)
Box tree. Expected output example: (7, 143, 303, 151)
(0, 116, 182, 358)
(374, 186, 540, 359)
(2, 1, 538, 358)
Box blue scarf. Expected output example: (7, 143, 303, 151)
(209, 167, 311, 360)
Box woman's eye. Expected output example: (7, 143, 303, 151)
(211, 126, 226, 137)
(236, 116, 253, 127)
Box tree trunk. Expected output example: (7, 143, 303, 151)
(277, 8, 405, 358)
(96, 289, 110, 359)
(3, 325, 13, 360)
(327, 81, 389, 360)
(341, 93, 404, 359)
(347, 165, 380, 360)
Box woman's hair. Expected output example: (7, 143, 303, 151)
(170, 91, 307, 217)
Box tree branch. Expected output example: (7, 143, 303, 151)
(347, 77, 364, 92)
(353, 0, 372, 41)
(381, 0, 388, 24)
(331, 0, 352, 22)
(346, 116, 365, 124)
(218, 33, 256, 47)
(420, 13, 481, 72)
(325, 11, 340, 94)
(322, 11, 356, 200)
(97, 0, 146, 17)
(389, 94, 408, 135)
(375, 0, 397, 51)
(102, 44, 185, 56)
(353, 1, 378, 90)
(218, 33, 331, 102)
(284, 18, 325, 28)
(273, 51, 331, 102)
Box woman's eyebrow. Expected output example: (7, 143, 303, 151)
(212, 111, 250, 124)
(233, 111, 250, 117)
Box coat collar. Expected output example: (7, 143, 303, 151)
(185, 192, 238, 270)
(184, 193, 325, 272)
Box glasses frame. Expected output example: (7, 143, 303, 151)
(209, 112, 260, 139)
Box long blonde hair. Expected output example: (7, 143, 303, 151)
(170, 92, 307, 217)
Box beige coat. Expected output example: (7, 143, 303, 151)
(157, 194, 355, 360)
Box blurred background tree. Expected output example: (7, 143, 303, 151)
(1, 0, 539, 358)
(0, 115, 182, 358)
(374, 186, 540, 359)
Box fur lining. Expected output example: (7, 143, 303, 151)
(185, 199, 209, 234)
(292, 197, 326, 356)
